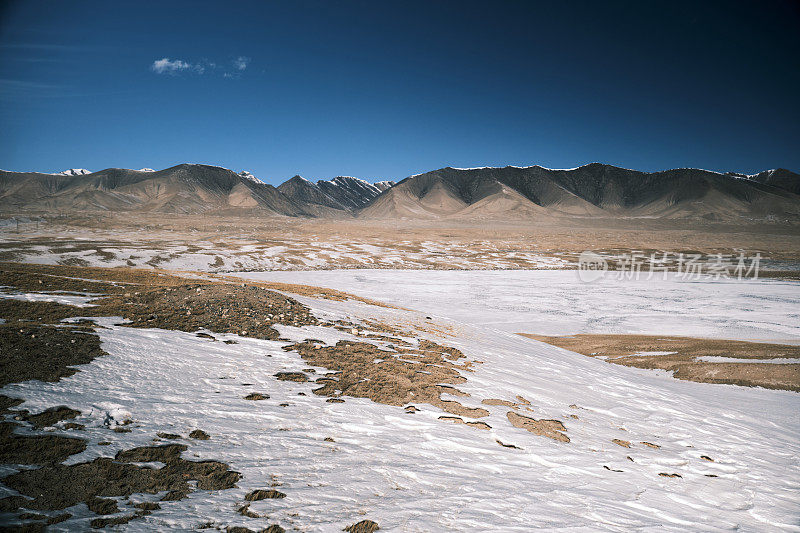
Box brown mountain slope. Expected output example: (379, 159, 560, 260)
(1, 163, 797, 222)
(359, 165, 800, 221)
(0, 165, 312, 216)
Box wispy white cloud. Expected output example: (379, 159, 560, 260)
(150, 57, 207, 75)
(234, 56, 250, 71)
(151, 57, 191, 74)
(150, 56, 251, 77)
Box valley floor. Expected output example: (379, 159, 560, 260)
(0, 263, 798, 531)
(2, 214, 800, 272)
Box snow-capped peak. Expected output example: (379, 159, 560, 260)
(333, 175, 368, 184)
(138, 168, 155, 172)
(374, 180, 395, 192)
(239, 171, 263, 184)
(57, 168, 91, 176)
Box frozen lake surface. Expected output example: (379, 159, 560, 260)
(236, 270, 800, 343)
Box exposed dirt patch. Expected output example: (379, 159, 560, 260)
(0, 395, 24, 414)
(1, 444, 240, 512)
(0, 297, 88, 325)
(0, 261, 180, 289)
(0, 421, 88, 464)
(439, 384, 469, 397)
(90, 514, 141, 528)
(244, 393, 269, 401)
(86, 496, 119, 515)
(245, 489, 286, 501)
(0, 267, 123, 295)
(344, 520, 380, 533)
(222, 526, 285, 533)
(521, 333, 800, 392)
(238, 503, 261, 518)
(438, 416, 491, 430)
(0, 324, 107, 386)
(92, 282, 316, 340)
(23, 406, 81, 428)
(506, 411, 569, 443)
(1, 511, 72, 530)
(275, 371, 309, 382)
(0, 262, 318, 342)
(481, 398, 516, 407)
(134, 501, 161, 511)
(437, 399, 488, 418)
(612, 439, 631, 448)
(285, 339, 487, 419)
(190, 429, 211, 440)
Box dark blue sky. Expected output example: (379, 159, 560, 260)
(1, 1, 798, 184)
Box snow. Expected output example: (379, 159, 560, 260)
(747, 169, 777, 178)
(56, 168, 92, 176)
(444, 163, 778, 176)
(3, 274, 799, 530)
(138, 168, 155, 172)
(326, 176, 381, 193)
(330, 176, 367, 184)
(0, 289, 97, 307)
(238, 171, 263, 183)
(374, 180, 394, 191)
(235, 270, 800, 343)
(695, 356, 800, 365)
(2, 271, 799, 530)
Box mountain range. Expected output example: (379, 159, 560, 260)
(0, 163, 798, 222)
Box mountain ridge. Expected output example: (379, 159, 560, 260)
(1, 163, 797, 222)
(363, 164, 799, 221)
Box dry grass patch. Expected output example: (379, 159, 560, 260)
(521, 333, 800, 392)
(506, 411, 569, 443)
(482, 398, 516, 407)
(284, 338, 487, 419)
(438, 416, 491, 430)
